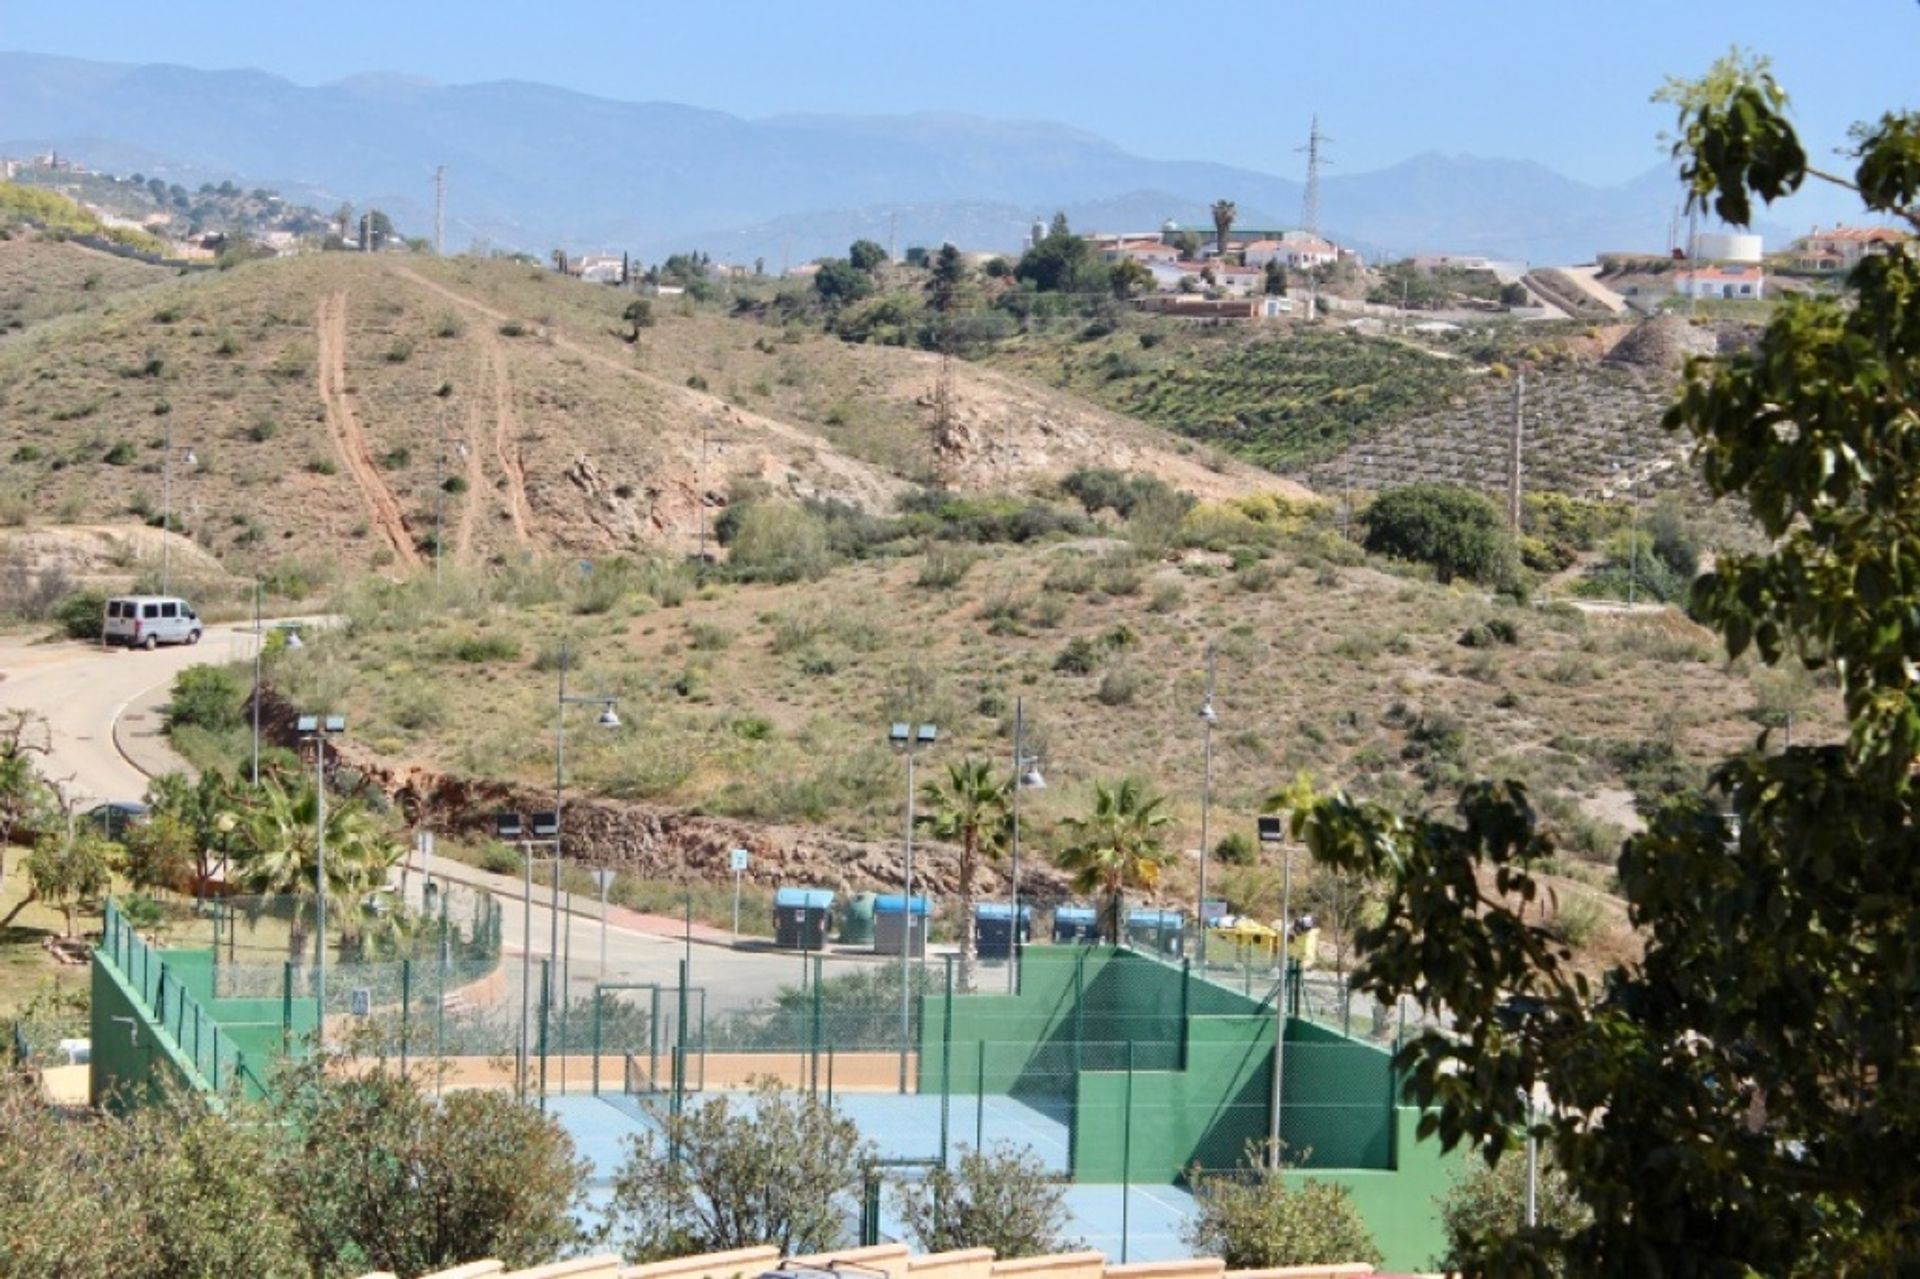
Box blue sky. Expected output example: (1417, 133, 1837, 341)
(7, 0, 1914, 191)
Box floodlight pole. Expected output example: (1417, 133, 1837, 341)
(1010, 699, 1024, 994)
(299, 714, 346, 1048)
(550, 638, 619, 1092)
(1260, 818, 1294, 1170)
(891, 721, 936, 1092)
(1197, 646, 1217, 967)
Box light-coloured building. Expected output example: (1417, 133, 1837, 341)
(1674, 265, 1766, 301)
(1693, 231, 1763, 263)
(1243, 235, 1337, 270)
(1789, 225, 1909, 272)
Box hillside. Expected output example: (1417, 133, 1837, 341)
(0, 232, 173, 333)
(0, 252, 1274, 577)
(241, 506, 1837, 948)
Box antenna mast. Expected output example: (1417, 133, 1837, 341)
(1298, 114, 1332, 236)
(434, 165, 446, 255)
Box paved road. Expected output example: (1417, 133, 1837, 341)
(0, 625, 262, 808)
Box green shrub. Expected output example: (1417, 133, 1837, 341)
(1053, 637, 1103, 675)
(1363, 484, 1513, 584)
(54, 590, 108, 640)
(103, 441, 135, 465)
(729, 502, 833, 583)
(445, 633, 521, 663)
(687, 621, 733, 651)
(916, 545, 978, 590)
(1459, 618, 1521, 648)
(479, 843, 525, 875)
(1096, 667, 1145, 705)
(1184, 1156, 1382, 1268)
(1214, 830, 1257, 866)
(247, 417, 279, 443)
(166, 666, 246, 733)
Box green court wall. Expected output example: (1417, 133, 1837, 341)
(90, 949, 200, 1112)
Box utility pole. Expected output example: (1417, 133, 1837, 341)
(888, 211, 897, 264)
(1507, 373, 1525, 536)
(434, 165, 446, 256)
(1686, 204, 1699, 319)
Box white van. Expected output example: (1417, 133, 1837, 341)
(102, 596, 202, 649)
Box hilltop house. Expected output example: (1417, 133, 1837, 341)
(1788, 225, 1910, 272)
(1242, 235, 1338, 271)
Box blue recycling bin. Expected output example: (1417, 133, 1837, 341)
(1126, 907, 1186, 957)
(774, 886, 835, 950)
(973, 902, 1032, 960)
(1052, 904, 1100, 944)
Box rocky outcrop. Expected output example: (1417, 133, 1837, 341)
(260, 692, 1067, 903)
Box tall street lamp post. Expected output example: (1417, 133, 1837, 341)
(1258, 813, 1292, 1168)
(1197, 646, 1218, 966)
(550, 640, 619, 1098)
(1007, 697, 1045, 994)
(888, 720, 936, 1091)
(296, 713, 346, 1046)
(495, 810, 558, 1101)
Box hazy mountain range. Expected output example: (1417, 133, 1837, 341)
(1, 50, 1768, 264)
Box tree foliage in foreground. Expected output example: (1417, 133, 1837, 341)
(607, 1078, 871, 1261)
(894, 1143, 1075, 1259)
(1182, 1151, 1381, 1269)
(1291, 54, 1920, 1276)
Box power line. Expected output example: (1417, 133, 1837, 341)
(1298, 114, 1334, 237)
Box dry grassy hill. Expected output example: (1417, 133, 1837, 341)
(0, 233, 174, 335)
(0, 252, 1277, 580)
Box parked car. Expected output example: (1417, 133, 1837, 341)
(102, 595, 202, 649)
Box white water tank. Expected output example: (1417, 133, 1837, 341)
(1694, 231, 1763, 263)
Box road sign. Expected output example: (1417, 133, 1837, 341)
(729, 848, 750, 873)
(592, 868, 617, 891)
(349, 988, 371, 1018)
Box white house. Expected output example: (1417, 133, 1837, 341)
(575, 253, 626, 284)
(1673, 265, 1766, 301)
(1244, 235, 1338, 271)
(1100, 238, 1179, 265)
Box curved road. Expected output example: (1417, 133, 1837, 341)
(0, 626, 883, 1022)
(0, 625, 261, 808)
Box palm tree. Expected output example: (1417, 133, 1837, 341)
(1056, 778, 1174, 943)
(231, 778, 401, 965)
(917, 758, 1009, 992)
(1211, 200, 1238, 258)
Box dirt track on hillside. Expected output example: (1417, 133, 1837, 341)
(315, 291, 423, 568)
(395, 266, 904, 511)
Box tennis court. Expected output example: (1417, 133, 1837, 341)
(550, 1092, 1195, 1262)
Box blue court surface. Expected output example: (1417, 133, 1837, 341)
(549, 1092, 1198, 1262)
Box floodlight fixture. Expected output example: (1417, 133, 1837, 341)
(530, 812, 560, 839)
(495, 812, 525, 839)
(1019, 763, 1047, 790)
(1257, 815, 1285, 844)
(324, 714, 347, 734)
(295, 715, 318, 733)
(889, 723, 910, 744)
(596, 704, 621, 729)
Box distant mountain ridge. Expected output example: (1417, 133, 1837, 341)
(0, 49, 1709, 263)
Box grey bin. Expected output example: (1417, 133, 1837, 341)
(774, 887, 835, 950)
(872, 893, 931, 957)
(839, 892, 878, 946)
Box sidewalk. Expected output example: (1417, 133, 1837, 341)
(405, 850, 740, 949)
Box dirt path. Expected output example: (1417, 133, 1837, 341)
(479, 336, 534, 545)
(454, 389, 486, 558)
(395, 266, 902, 504)
(314, 291, 423, 568)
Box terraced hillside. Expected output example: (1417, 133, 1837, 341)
(1298, 364, 1679, 499)
(989, 322, 1469, 471)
